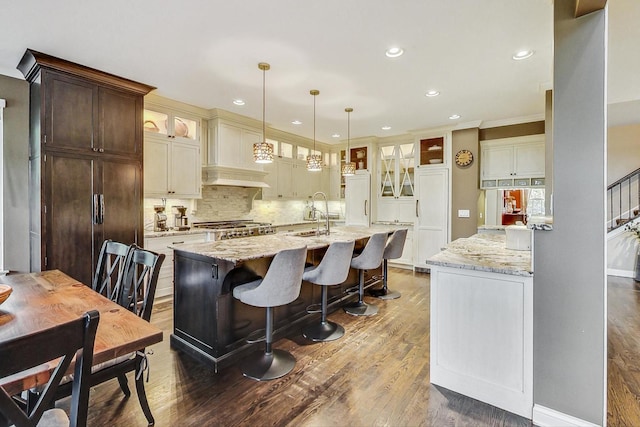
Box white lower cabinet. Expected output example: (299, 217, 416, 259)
(144, 233, 205, 298)
(414, 167, 449, 269)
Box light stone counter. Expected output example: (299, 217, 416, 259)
(426, 234, 532, 277)
(171, 226, 391, 264)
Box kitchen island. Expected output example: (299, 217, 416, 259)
(426, 234, 533, 419)
(170, 227, 388, 371)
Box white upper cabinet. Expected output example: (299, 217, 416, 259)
(378, 142, 415, 199)
(143, 103, 203, 199)
(481, 135, 545, 188)
(208, 120, 263, 171)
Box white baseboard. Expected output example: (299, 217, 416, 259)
(607, 268, 634, 278)
(532, 404, 601, 427)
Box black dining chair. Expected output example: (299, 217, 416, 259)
(92, 239, 134, 300)
(0, 310, 99, 427)
(53, 247, 165, 426)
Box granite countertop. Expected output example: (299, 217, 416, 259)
(372, 221, 413, 227)
(144, 228, 208, 238)
(170, 226, 393, 264)
(426, 234, 533, 277)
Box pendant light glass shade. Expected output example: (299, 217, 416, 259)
(342, 107, 356, 176)
(307, 89, 322, 172)
(253, 62, 274, 164)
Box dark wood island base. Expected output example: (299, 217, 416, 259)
(169, 229, 387, 372)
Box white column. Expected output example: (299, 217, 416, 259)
(0, 98, 6, 275)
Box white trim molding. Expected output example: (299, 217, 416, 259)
(0, 98, 6, 274)
(533, 405, 601, 427)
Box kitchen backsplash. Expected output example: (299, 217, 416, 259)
(144, 186, 344, 230)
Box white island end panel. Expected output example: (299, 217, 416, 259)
(430, 266, 533, 419)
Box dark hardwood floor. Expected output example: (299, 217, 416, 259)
(59, 270, 639, 426)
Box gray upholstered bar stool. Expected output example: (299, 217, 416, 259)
(302, 240, 356, 342)
(344, 232, 388, 316)
(371, 228, 408, 300)
(232, 246, 307, 381)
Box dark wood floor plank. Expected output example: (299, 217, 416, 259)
(46, 269, 640, 426)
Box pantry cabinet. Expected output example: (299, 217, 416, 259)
(414, 167, 449, 270)
(18, 49, 154, 286)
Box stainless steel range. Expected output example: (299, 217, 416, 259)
(192, 220, 275, 241)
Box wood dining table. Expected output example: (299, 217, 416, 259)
(0, 270, 163, 395)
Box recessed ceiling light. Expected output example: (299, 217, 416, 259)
(512, 49, 534, 60)
(381, 125, 392, 130)
(233, 99, 245, 106)
(425, 90, 440, 97)
(385, 47, 404, 58)
(332, 133, 341, 138)
(292, 120, 302, 125)
(449, 114, 461, 120)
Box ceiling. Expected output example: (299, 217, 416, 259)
(1, 0, 637, 144)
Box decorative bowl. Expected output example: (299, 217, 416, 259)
(0, 284, 12, 306)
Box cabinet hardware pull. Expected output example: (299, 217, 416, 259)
(212, 264, 218, 279)
(93, 194, 100, 224)
(172, 241, 185, 245)
(416, 200, 419, 217)
(92, 147, 98, 152)
(99, 194, 105, 224)
(364, 200, 368, 216)
(99, 148, 104, 153)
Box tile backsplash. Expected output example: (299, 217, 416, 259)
(144, 186, 344, 230)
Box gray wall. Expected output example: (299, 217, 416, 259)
(0, 74, 30, 273)
(533, 3, 607, 425)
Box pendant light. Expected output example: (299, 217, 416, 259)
(253, 62, 274, 164)
(341, 107, 356, 176)
(307, 89, 322, 171)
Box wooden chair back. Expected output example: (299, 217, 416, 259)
(119, 248, 165, 322)
(92, 240, 134, 300)
(0, 310, 100, 427)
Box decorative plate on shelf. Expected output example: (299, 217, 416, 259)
(455, 149, 474, 167)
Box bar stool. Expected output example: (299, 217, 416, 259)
(232, 246, 307, 381)
(302, 240, 356, 342)
(344, 232, 388, 316)
(370, 228, 408, 300)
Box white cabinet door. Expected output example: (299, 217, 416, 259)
(329, 167, 342, 200)
(261, 161, 278, 199)
(276, 159, 294, 199)
(170, 141, 201, 198)
(345, 172, 371, 226)
(144, 139, 170, 195)
(514, 142, 545, 177)
(482, 144, 514, 179)
(241, 129, 262, 170)
(415, 168, 449, 268)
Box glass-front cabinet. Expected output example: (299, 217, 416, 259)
(144, 109, 199, 142)
(378, 143, 415, 198)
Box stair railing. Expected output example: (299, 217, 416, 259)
(607, 167, 640, 232)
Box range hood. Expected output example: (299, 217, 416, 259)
(202, 165, 270, 188)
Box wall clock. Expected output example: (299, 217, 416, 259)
(455, 149, 474, 167)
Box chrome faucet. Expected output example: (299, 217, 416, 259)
(312, 191, 330, 236)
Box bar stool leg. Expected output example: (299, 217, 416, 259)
(240, 307, 296, 381)
(303, 286, 345, 341)
(344, 269, 378, 316)
(374, 259, 401, 300)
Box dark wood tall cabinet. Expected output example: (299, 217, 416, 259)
(18, 50, 154, 286)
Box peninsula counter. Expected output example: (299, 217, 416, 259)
(426, 234, 533, 419)
(169, 227, 389, 371)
